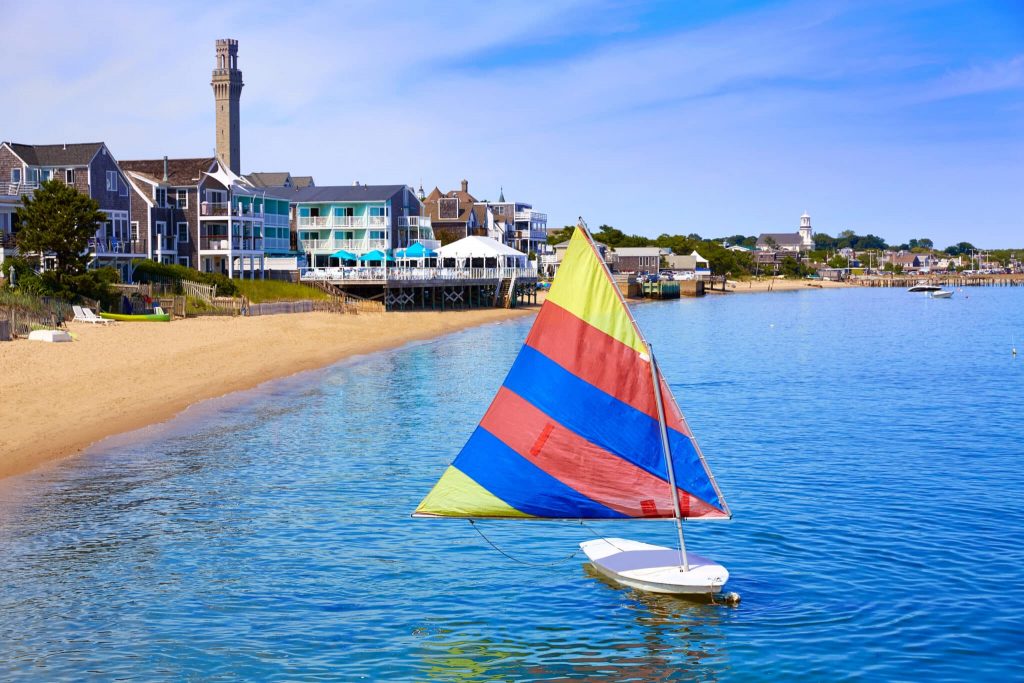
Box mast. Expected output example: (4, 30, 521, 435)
(649, 345, 689, 572)
(576, 218, 689, 567)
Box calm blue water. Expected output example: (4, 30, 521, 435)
(2, 287, 1023, 681)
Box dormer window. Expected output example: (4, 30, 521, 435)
(439, 197, 459, 220)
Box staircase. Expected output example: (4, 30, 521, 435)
(495, 276, 517, 308)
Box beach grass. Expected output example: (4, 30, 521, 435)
(234, 280, 333, 303)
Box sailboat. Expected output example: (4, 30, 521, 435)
(413, 224, 732, 596)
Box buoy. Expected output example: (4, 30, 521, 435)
(721, 591, 741, 606)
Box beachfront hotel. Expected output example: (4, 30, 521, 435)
(286, 184, 436, 269)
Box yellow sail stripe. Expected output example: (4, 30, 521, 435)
(546, 229, 647, 355)
(413, 466, 534, 518)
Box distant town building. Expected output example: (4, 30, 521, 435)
(614, 246, 663, 272)
(423, 180, 485, 243)
(476, 187, 548, 256)
(757, 212, 814, 253)
(665, 250, 710, 275)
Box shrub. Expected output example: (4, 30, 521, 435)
(132, 260, 238, 296)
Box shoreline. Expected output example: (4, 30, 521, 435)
(0, 280, 854, 483)
(0, 307, 535, 482)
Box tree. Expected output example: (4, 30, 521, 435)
(15, 179, 105, 286)
(546, 225, 575, 245)
(780, 255, 809, 278)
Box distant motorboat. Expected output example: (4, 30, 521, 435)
(908, 284, 942, 293)
(929, 290, 953, 299)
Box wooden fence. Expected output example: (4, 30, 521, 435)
(180, 278, 217, 302)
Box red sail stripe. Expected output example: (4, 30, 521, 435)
(524, 301, 692, 437)
(480, 387, 719, 518)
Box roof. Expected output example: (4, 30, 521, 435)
(292, 176, 314, 188)
(436, 236, 526, 259)
(613, 247, 663, 257)
(5, 142, 105, 166)
(757, 232, 804, 246)
(120, 158, 216, 186)
(279, 184, 407, 203)
(246, 172, 291, 187)
(423, 186, 478, 223)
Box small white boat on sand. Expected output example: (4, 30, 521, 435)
(929, 290, 953, 299)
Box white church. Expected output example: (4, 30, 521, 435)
(756, 212, 814, 253)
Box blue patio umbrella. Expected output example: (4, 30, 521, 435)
(330, 249, 359, 261)
(396, 242, 437, 259)
(360, 249, 395, 263)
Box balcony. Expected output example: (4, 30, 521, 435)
(301, 237, 388, 253)
(514, 210, 547, 223)
(297, 215, 388, 229)
(6, 181, 39, 198)
(398, 216, 432, 229)
(90, 237, 146, 255)
(154, 235, 178, 253)
(200, 201, 266, 218)
(199, 236, 264, 251)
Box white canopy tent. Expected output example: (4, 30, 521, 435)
(436, 236, 528, 269)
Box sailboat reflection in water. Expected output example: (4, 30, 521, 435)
(414, 221, 732, 596)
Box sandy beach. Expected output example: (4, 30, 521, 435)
(0, 308, 534, 481)
(723, 278, 855, 294)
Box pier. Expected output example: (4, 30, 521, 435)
(300, 266, 539, 311)
(855, 274, 1024, 288)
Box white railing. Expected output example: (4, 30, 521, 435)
(297, 215, 388, 229)
(514, 210, 547, 222)
(263, 238, 291, 251)
(300, 238, 388, 253)
(299, 266, 538, 282)
(6, 181, 39, 197)
(398, 216, 432, 229)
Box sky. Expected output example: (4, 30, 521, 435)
(4, 0, 1022, 248)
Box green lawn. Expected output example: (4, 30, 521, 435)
(234, 280, 332, 303)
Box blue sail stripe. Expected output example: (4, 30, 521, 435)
(453, 427, 627, 518)
(501, 345, 722, 511)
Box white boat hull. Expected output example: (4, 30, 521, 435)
(580, 538, 728, 595)
(929, 290, 953, 298)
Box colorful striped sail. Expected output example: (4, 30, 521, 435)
(414, 227, 730, 520)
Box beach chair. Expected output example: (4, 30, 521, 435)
(72, 305, 93, 323)
(81, 307, 114, 324)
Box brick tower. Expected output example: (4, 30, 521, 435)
(211, 39, 243, 174)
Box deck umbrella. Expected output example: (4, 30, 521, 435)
(360, 249, 395, 263)
(330, 249, 359, 261)
(395, 242, 437, 259)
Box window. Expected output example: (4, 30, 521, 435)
(119, 177, 127, 197)
(176, 189, 188, 209)
(439, 197, 459, 220)
(11, 168, 20, 183)
(154, 221, 166, 237)
(106, 170, 117, 192)
(370, 230, 385, 241)
(65, 169, 75, 184)
(369, 206, 386, 217)
(177, 222, 189, 242)
(41, 169, 53, 181)
(178, 256, 190, 268)
(155, 188, 167, 207)
(27, 168, 38, 183)
(131, 221, 141, 240)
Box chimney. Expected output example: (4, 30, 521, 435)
(63, 142, 67, 150)
(162, 156, 169, 182)
(461, 179, 468, 193)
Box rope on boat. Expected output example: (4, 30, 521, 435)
(467, 520, 581, 567)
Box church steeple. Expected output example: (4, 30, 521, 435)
(498, 186, 505, 202)
(799, 211, 812, 249)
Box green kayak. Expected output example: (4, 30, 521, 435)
(99, 312, 171, 322)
